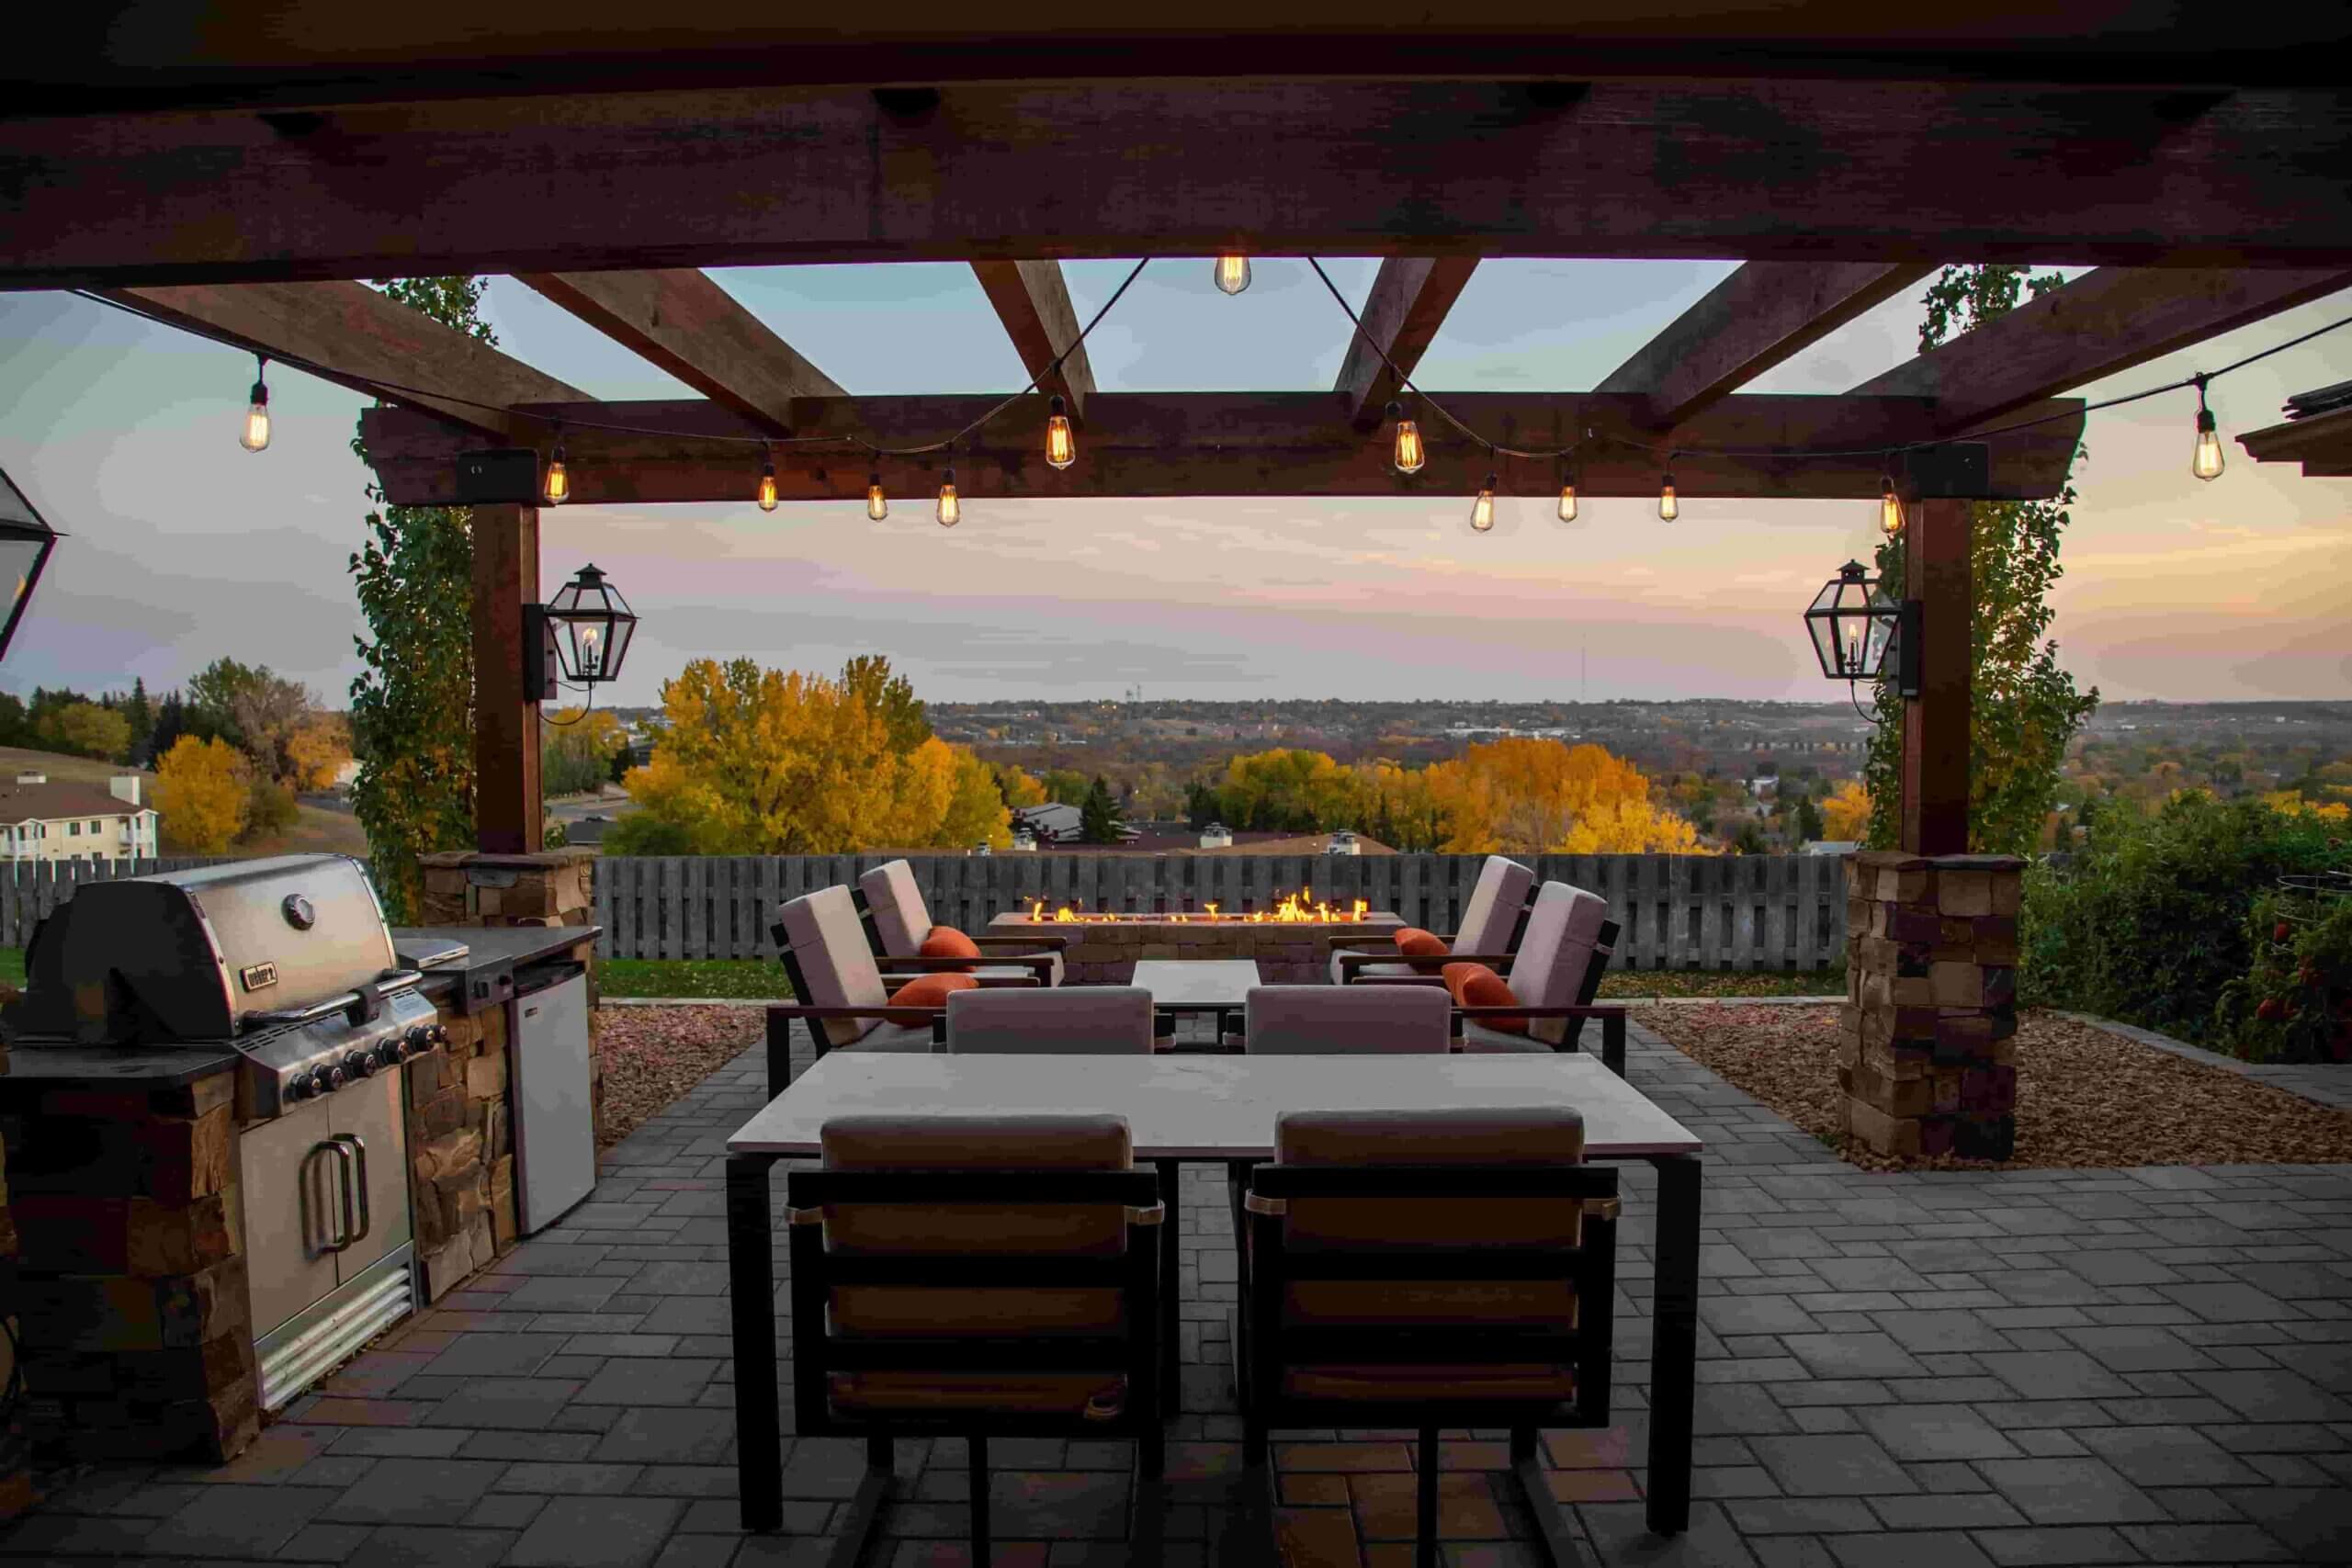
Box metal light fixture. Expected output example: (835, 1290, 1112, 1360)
(0, 466, 61, 664)
(1804, 559, 1917, 696)
(526, 562, 638, 700)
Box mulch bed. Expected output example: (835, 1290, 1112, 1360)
(1635, 1002, 2352, 1172)
(594, 1005, 762, 1149)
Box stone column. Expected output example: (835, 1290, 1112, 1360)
(1839, 852, 2023, 1161)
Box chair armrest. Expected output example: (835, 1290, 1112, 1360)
(766, 1001, 951, 1028)
(1453, 1004, 1625, 1018)
(878, 956, 1021, 974)
(1338, 951, 1513, 976)
(1324, 934, 1397, 951)
(970, 934, 1070, 953)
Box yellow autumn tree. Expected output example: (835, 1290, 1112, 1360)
(1820, 780, 1872, 841)
(284, 712, 354, 792)
(993, 762, 1048, 810)
(155, 736, 252, 853)
(1421, 739, 1711, 855)
(939, 748, 1016, 850)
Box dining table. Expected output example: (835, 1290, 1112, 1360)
(725, 1049, 1703, 1538)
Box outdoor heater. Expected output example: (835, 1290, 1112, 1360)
(0, 465, 61, 663)
(524, 562, 637, 701)
(1804, 558, 1917, 697)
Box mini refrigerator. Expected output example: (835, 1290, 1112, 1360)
(511, 964, 597, 1233)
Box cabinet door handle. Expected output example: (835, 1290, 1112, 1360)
(332, 1133, 372, 1245)
(314, 1140, 356, 1255)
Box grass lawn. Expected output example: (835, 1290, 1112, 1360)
(0, 946, 20, 988)
(597, 955, 1842, 1000)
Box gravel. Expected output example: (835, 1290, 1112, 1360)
(1634, 1002, 2352, 1172)
(594, 1005, 762, 1149)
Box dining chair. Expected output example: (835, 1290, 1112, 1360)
(1240, 984, 1452, 1055)
(786, 1113, 1166, 1564)
(1234, 1105, 1619, 1568)
(943, 986, 1156, 1054)
(856, 858, 1067, 985)
(1329, 853, 1534, 984)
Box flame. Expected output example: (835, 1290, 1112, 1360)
(1012, 889, 1369, 924)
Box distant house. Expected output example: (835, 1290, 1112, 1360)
(0, 772, 161, 863)
(1011, 802, 1140, 846)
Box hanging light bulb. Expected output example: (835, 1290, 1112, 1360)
(2192, 378, 2224, 481)
(543, 427, 571, 506)
(1470, 472, 1497, 533)
(1386, 400, 1425, 475)
(756, 449, 779, 513)
(1214, 254, 1252, 295)
(1879, 473, 1903, 538)
(936, 467, 960, 527)
(1556, 477, 1577, 524)
(1657, 472, 1678, 522)
(866, 471, 889, 522)
(240, 355, 272, 453)
(1045, 395, 1077, 470)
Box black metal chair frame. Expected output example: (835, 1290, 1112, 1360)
(1235, 1160, 1621, 1568)
(768, 1165, 1168, 1565)
(1347, 918, 1630, 1075)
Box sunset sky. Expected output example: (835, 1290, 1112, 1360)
(2, 261, 2346, 709)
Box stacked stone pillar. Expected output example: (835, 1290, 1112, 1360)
(1839, 852, 2023, 1161)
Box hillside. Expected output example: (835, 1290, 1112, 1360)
(0, 746, 368, 858)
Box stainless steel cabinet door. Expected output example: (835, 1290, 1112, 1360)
(238, 1097, 344, 1336)
(513, 974, 596, 1233)
(327, 1068, 413, 1282)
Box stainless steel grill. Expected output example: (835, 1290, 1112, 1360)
(4, 854, 445, 1119)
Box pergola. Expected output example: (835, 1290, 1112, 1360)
(9, 7, 2351, 863)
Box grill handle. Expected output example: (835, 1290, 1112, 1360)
(311, 1140, 355, 1256)
(331, 1133, 372, 1245)
(242, 969, 425, 1032)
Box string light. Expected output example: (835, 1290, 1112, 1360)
(757, 447, 779, 513)
(1471, 470, 1497, 533)
(543, 425, 571, 506)
(2192, 376, 2224, 480)
(866, 471, 888, 521)
(1214, 255, 1251, 296)
(1387, 400, 1425, 475)
(240, 355, 271, 453)
(1879, 473, 1903, 537)
(936, 466, 961, 527)
(1556, 468, 1577, 524)
(1045, 395, 1076, 470)
(1657, 472, 1678, 522)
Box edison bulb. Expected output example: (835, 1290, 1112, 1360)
(1556, 482, 1577, 523)
(1393, 419, 1425, 475)
(936, 469, 960, 527)
(1470, 474, 1497, 533)
(543, 446, 571, 505)
(1214, 254, 1251, 295)
(1879, 477, 1902, 537)
(240, 381, 271, 453)
(757, 463, 779, 513)
(1657, 473, 1678, 522)
(2193, 409, 2224, 480)
(866, 473, 888, 521)
(1046, 397, 1076, 470)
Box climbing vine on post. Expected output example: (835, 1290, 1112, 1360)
(1862, 265, 2101, 858)
(347, 276, 491, 921)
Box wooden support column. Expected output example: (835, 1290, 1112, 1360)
(1900, 497, 1972, 856)
(471, 503, 543, 853)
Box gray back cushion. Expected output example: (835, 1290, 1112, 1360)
(944, 987, 1155, 1055)
(1453, 856, 1535, 955)
(1244, 985, 1450, 1054)
(856, 859, 931, 957)
(779, 885, 888, 1045)
(1505, 881, 1611, 1045)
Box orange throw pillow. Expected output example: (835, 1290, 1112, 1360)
(887, 973, 980, 1011)
(921, 925, 983, 971)
(1392, 926, 1447, 957)
(1442, 962, 1528, 1033)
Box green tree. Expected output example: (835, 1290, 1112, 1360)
(1793, 788, 1826, 844)
(38, 700, 131, 761)
(1044, 768, 1091, 807)
(1863, 265, 2101, 856)
(1078, 775, 1124, 843)
(347, 276, 490, 920)
(121, 678, 155, 763)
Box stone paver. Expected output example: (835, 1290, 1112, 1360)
(4, 1011, 2349, 1567)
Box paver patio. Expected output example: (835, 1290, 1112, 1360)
(6, 1017, 2349, 1567)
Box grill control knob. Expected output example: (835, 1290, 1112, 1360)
(401, 1024, 435, 1058)
(320, 1066, 347, 1092)
(284, 1075, 314, 1103)
(344, 1049, 379, 1079)
(428, 1024, 450, 1046)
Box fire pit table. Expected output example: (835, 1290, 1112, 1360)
(987, 898, 1406, 986)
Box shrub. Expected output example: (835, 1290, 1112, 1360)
(2216, 886, 2352, 1064)
(2021, 793, 2346, 1047)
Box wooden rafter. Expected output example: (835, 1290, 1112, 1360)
(100, 282, 587, 439)
(516, 270, 842, 434)
(969, 261, 1094, 420)
(13, 80, 2352, 289)
(1598, 263, 1934, 429)
(1332, 258, 1481, 430)
(1853, 266, 2352, 431)
(2240, 407, 2352, 478)
(359, 391, 2085, 508)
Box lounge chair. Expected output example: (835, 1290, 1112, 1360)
(1443, 881, 1627, 1072)
(784, 1113, 1165, 1564)
(1234, 1106, 1619, 1568)
(1329, 853, 1534, 984)
(856, 858, 1067, 985)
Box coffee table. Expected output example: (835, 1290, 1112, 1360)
(1130, 957, 1261, 1046)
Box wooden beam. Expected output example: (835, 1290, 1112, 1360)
(358, 390, 2086, 507)
(1900, 497, 1972, 857)
(1598, 263, 1933, 428)
(1333, 258, 1481, 428)
(100, 282, 589, 438)
(472, 502, 542, 855)
(2239, 405, 2352, 478)
(14, 5, 2346, 117)
(1852, 266, 2352, 430)
(515, 270, 842, 434)
(969, 262, 1095, 420)
(11, 80, 2352, 288)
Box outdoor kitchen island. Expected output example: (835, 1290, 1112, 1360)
(0, 857, 601, 1467)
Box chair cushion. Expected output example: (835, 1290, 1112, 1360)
(974, 957, 1067, 987)
(920, 925, 982, 970)
(885, 973, 980, 1018)
(834, 1021, 938, 1054)
(830, 1370, 1127, 1419)
(1393, 926, 1447, 957)
(1459, 1020, 1555, 1054)
(944, 987, 1154, 1055)
(1454, 856, 1536, 957)
(1444, 964, 1527, 1034)
(779, 886, 889, 1046)
(1504, 882, 1611, 1046)
(1244, 985, 1449, 1055)
(1329, 951, 1418, 985)
(856, 860, 932, 958)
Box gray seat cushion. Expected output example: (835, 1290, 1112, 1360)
(975, 956, 1066, 987)
(833, 1021, 938, 1054)
(1327, 950, 1417, 985)
(1458, 1020, 1555, 1054)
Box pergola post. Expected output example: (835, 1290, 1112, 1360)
(1899, 496, 1972, 856)
(471, 502, 543, 853)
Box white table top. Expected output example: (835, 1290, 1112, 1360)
(1130, 959, 1264, 1007)
(730, 1052, 1703, 1161)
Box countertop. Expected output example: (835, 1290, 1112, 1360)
(0, 1043, 238, 1089)
(393, 924, 601, 1014)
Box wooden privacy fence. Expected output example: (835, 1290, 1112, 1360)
(591, 853, 1851, 971)
(0, 857, 236, 948)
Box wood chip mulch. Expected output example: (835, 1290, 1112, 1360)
(594, 1005, 762, 1149)
(1634, 1003, 2352, 1173)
